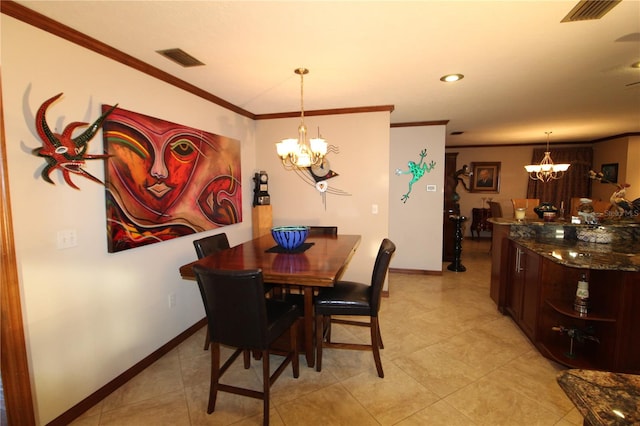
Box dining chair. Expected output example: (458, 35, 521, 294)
(314, 238, 396, 378)
(193, 233, 231, 350)
(488, 201, 503, 219)
(193, 233, 230, 260)
(511, 198, 539, 219)
(192, 266, 300, 426)
(308, 226, 338, 236)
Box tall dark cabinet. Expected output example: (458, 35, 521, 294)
(443, 152, 459, 262)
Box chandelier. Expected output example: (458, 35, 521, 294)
(276, 68, 327, 168)
(524, 131, 570, 182)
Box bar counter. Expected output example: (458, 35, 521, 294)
(488, 217, 640, 373)
(488, 218, 640, 272)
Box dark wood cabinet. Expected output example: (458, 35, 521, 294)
(489, 221, 510, 309)
(538, 264, 639, 373)
(501, 239, 639, 374)
(505, 242, 541, 341)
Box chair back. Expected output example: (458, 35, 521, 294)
(192, 267, 269, 349)
(369, 239, 396, 314)
(488, 201, 503, 219)
(193, 233, 230, 259)
(308, 226, 338, 236)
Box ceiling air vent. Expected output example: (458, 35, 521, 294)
(156, 48, 205, 67)
(561, 0, 622, 22)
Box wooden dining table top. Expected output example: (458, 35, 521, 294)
(179, 233, 362, 287)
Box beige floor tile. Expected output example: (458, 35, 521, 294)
(185, 381, 263, 426)
(393, 345, 483, 398)
(100, 350, 184, 413)
(444, 376, 562, 425)
(556, 407, 583, 425)
(394, 399, 477, 425)
(277, 383, 378, 426)
(340, 362, 439, 425)
(428, 322, 532, 376)
(270, 356, 339, 406)
(99, 390, 189, 425)
(489, 349, 575, 418)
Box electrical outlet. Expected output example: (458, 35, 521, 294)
(426, 184, 437, 192)
(56, 229, 78, 249)
(168, 293, 177, 309)
(371, 204, 379, 214)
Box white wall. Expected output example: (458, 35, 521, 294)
(255, 112, 391, 286)
(2, 16, 256, 424)
(389, 125, 445, 272)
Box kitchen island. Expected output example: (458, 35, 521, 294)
(488, 218, 640, 373)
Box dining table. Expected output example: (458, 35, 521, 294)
(179, 233, 362, 367)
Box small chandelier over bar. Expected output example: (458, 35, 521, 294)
(276, 68, 327, 168)
(524, 131, 570, 182)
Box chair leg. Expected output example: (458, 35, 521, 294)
(262, 349, 270, 426)
(291, 319, 300, 378)
(370, 317, 384, 378)
(315, 314, 323, 372)
(203, 325, 210, 350)
(243, 350, 251, 369)
(208, 342, 221, 413)
(324, 316, 332, 343)
(377, 320, 384, 349)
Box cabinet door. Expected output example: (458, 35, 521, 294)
(506, 243, 524, 320)
(506, 242, 541, 341)
(520, 247, 541, 339)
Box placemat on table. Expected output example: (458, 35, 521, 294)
(265, 242, 315, 254)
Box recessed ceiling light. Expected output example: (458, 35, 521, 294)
(440, 74, 464, 82)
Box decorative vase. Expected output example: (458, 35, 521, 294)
(533, 202, 558, 219)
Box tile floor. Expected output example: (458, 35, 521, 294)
(72, 239, 583, 425)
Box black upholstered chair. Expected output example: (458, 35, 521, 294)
(308, 226, 338, 236)
(314, 238, 396, 378)
(192, 266, 300, 426)
(193, 233, 231, 260)
(193, 233, 231, 350)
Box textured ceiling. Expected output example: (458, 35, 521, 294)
(9, 0, 640, 146)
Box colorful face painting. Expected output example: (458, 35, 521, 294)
(102, 106, 242, 252)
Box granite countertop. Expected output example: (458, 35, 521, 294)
(557, 369, 640, 425)
(489, 218, 640, 228)
(514, 238, 640, 272)
(488, 218, 640, 272)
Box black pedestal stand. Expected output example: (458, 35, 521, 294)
(447, 215, 467, 272)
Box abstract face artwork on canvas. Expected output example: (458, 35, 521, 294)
(102, 106, 242, 252)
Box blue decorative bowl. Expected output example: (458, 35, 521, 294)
(271, 226, 309, 250)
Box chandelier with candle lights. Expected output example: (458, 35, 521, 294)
(276, 68, 328, 169)
(524, 131, 570, 182)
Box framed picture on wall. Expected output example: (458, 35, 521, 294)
(470, 162, 501, 193)
(601, 163, 618, 183)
